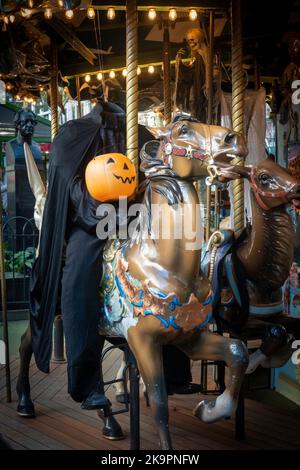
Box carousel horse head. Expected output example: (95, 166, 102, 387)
(221, 156, 300, 211)
(146, 117, 248, 180)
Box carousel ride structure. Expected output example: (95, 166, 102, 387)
(16, 118, 300, 450)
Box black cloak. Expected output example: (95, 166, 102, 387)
(29, 102, 125, 373)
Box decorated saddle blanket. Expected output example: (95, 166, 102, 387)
(100, 241, 213, 333)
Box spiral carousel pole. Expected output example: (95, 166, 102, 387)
(205, 10, 215, 242)
(50, 41, 59, 140)
(163, 23, 172, 125)
(231, 0, 245, 233)
(126, 0, 139, 179)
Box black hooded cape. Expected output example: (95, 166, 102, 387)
(29, 102, 125, 373)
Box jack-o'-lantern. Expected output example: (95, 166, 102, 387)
(85, 153, 137, 202)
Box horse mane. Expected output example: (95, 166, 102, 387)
(130, 140, 184, 241)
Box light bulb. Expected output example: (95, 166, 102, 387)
(9, 15, 15, 23)
(39, 86, 44, 91)
(169, 8, 177, 21)
(85, 74, 91, 82)
(16, 95, 20, 100)
(189, 9, 198, 21)
(148, 65, 155, 74)
(44, 8, 53, 20)
(28, 0, 34, 8)
(148, 8, 156, 20)
(109, 70, 115, 79)
(107, 7, 115, 20)
(97, 72, 103, 80)
(65, 9, 74, 20)
(87, 7, 95, 20)
(58, 0, 64, 6)
(4, 16, 9, 24)
(137, 66, 141, 75)
(122, 69, 127, 77)
(21, 8, 33, 18)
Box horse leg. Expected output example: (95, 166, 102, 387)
(113, 356, 129, 404)
(246, 321, 289, 374)
(16, 325, 35, 417)
(179, 331, 248, 423)
(127, 329, 172, 450)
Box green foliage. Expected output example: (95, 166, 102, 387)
(5, 247, 35, 275)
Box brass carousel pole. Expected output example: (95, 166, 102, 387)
(0, 194, 11, 402)
(126, 0, 140, 450)
(231, 0, 245, 233)
(205, 10, 215, 242)
(50, 40, 65, 363)
(163, 23, 172, 125)
(126, 0, 139, 179)
(50, 41, 59, 140)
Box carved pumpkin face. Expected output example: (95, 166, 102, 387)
(85, 153, 137, 202)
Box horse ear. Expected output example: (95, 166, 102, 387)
(146, 126, 168, 140)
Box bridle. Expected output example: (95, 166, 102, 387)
(248, 167, 293, 211)
(161, 123, 209, 166)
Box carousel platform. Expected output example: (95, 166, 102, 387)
(1, 349, 300, 451)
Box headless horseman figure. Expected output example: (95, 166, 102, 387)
(29, 102, 125, 436)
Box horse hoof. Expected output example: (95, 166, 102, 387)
(115, 393, 130, 404)
(81, 391, 110, 410)
(17, 403, 35, 418)
(193, 396, 232, 424)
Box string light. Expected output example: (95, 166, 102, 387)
(44, 8, 53, 20)
(148, 65, 155, 74)
(148, 8, 157, 20)
(122, 69, 127, 77)
(28, 0, 34, 8)
(39, 86, 44, 91)
(107, 7, 116, 20)
(169, 8, 177, 21)
(9, 15, 15, 23)
(3, 16, 9, 24)
(15, 95, 20, 100)
(137, 66, 141, 75)
(65, 9, 74, 20)
(87, 7, 95, 20)
(97, 72, 103, 80)
(6, 83, 12, 90)
(58, 0, 64, 6)
(109, 70, 116, 79)
(189, 9, 198, 21)
(85, 74, 91, 82)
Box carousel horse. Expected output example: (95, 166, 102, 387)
(201, 158, 300, 374)
(17, 119, 249, 450)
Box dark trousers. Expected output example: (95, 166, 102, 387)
(61, 227, 105, 402)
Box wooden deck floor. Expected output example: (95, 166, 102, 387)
(1, 349, 300, 451)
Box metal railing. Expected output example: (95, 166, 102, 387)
(1, 216, 39, 311)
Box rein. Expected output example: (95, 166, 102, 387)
(249, 167, 291, 211)
(161, 124, 209, 166)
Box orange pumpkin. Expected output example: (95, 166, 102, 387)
(85, 153, 137, 202)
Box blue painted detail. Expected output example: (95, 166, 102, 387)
(104, 274, 110, 280)
(169, 316, 181, 330)
(169, 302, 176, 311)
(225, 255, 242, 307)
(195, 312, 213, 330)
(149, 287, 168, 298)
(139, 289, 143, 299)
(118, 298, 122, 306)
(131, 300, 144, 307)
(144, 310, 169, 328)
(249, 303, 284, 315)
(203, 295, 213, 306)
(169, 297, 182, 311)
(115, 275, 125, 297)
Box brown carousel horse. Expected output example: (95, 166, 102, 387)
(202, 158, 300, 373)
(17, 119, 249, 450)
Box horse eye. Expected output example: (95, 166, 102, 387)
(259, 173, 269, 183)
(224, 132, 235, 144)
(179, 125, 189, 136)
(107, 158, 115, 164)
